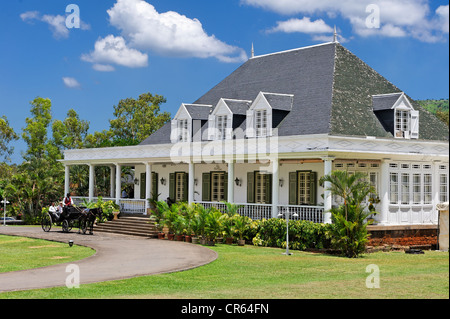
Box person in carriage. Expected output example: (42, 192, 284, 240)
(63, 193, 74, 207)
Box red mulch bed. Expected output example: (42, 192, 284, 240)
(368, 235, 437, 247)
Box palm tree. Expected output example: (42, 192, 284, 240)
(320, 170, 378, 258)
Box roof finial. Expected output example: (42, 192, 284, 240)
(333, 25, 339, 43)
(251, 42, 255, 58)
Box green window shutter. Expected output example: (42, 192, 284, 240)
(202, 173, 211, 202)
(247, 172, 255, 203)
(309, 172, 317, 206)
(169, 173, 175, 202)
(182, 173, 189, 202)
(140, 173, 146, 200)
(265, 174, 273, 204)
(152, 172, 159, 199)
(289, 172, 298, 205)
(224, 173, 228, 202)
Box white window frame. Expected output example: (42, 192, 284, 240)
(388, 162, 435, 206)
(177, 119, 189, 142)
(255, 110, 268, 138)
(440, 173, 448, 203)
(395, 109, 410, 139)
(216, 115, 228, 140)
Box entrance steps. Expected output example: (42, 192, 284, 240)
(94, 215, 158, 238)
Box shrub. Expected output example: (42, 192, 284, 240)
(250, 218, 334, 251)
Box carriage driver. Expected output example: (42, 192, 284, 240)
(63, 193, 74, 207)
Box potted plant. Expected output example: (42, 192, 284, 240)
(163, 205, 179, 240)
(221, 214, 234, 245)
(148, 191, 161, 215)
(205, 208, 223, 246)
(172, 214, 186, 241)
(233, 214, 251, 246)
(155, 201, 169, 239)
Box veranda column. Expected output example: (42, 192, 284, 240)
(115, 163, 121, 205)
(188, 161, 195, 204)
(272, 157, 279, 218)
(64, 165, 70, 196)
(110, 165, 116, 199)
(89, 164, 95, 202)
(227, 160, 235, 203)
(145, 162, 152, 211)
(379, 159, 390, 225)
(322, 156, 334, 224)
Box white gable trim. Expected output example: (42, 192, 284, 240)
(174, 104, 193, 120)
(392, 93, 414, 111)
(250, 92, 272, 111)
(212, 99, 233, 116)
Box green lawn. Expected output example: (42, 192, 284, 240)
(0, 241, 448, 299)
(0, 235, 95, 273)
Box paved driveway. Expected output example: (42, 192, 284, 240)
(0, 226, 217, 292)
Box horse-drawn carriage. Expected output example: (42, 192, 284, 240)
(41, 206, 102, 235)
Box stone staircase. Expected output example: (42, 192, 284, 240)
(94, 215, 158, 238)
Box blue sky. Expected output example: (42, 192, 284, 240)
(1, 0, 448, 164)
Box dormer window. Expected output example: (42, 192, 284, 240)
(246, 92, 293, 139)
(255, 110, 268, 137)
(216, 115, 228, 140)
(372, 92, 419, 140)
(178, 119, 189, 142)
(395, 109, 411, 138)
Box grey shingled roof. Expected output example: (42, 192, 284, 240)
(222, 99, 251, 115)
(263, 93, 294, 111)
(184, 104, 212, 120)
(372, 93, 403, 111)
(140, 42, 448, 145)
(195, 43, 336, 137)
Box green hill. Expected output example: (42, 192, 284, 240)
(417, 99, 449, 126)
(417, 99, 449, 114)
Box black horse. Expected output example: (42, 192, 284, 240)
(79, 207, 103, 235)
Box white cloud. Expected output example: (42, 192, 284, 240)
(81, 35, 148, 69)
(92, 64, 116, 72)
(41, 14, 70, 39)
(20, 11, 40, 22)
(20, 11, 90, 39)
(106, 0, 247, 63)
(62, 77, 81, 88)
(268, 17, 333, 34)
(435, 5, 449, 34)
(242, 0, 449, 42)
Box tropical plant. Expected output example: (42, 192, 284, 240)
(320, 170, 378, 258)
(154, 200, 169, 232)
(205, 208, 223, 243)
(233, 214, 252, 241)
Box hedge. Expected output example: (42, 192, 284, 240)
(247, 218, 335, 251)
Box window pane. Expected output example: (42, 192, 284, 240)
(440, 174, 448, 203)
(413, 174, 421, 204)
(423, 174, 432, 204)
(401, 173, 410, 205)
(211, 172, 225, 202)
(298, 172, 311, 205)
(390, 173, 398, 204)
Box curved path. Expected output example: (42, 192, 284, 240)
(0, 226, 217, 292)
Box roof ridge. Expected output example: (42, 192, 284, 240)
(250, 42, 336, 60)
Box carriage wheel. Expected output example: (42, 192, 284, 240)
(41, 213, 52, 232)
(62, 220, 70, 233)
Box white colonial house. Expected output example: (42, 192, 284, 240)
(62, 41, 449, 226)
